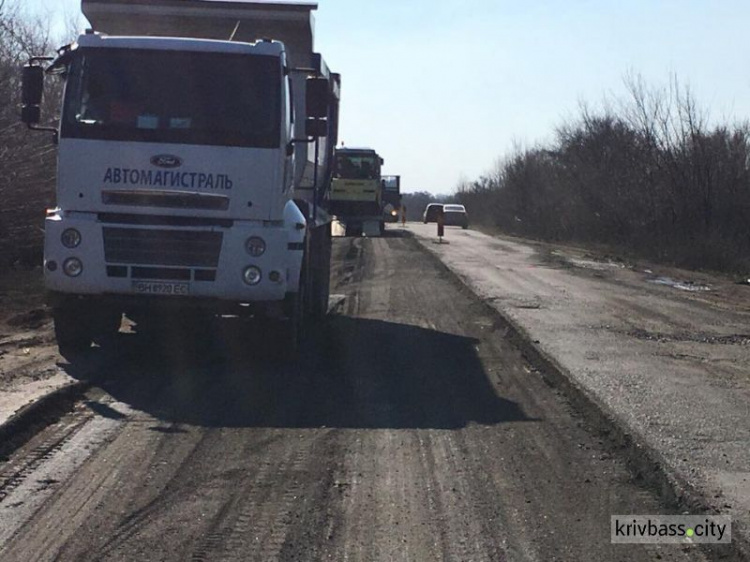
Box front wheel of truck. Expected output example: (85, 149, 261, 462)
(53, 306, 93, 355)
(280, 273, 307, 360)
(91, 308, 122, 346)
(287, 292, 304, 357)
(308, 225, 332, 320)
(53, 303, 121, 355)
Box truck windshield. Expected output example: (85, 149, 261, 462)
(334, 154, 379, 180)
(382, 177, 400, 192)
(62, 48, 281, 148)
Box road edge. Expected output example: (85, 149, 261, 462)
(0, 380, 89, 460)
(407, 229, 749, 561)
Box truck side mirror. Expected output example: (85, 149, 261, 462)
(306, 77, 329, 119)
(21, 64, 44, 125)
(22, 64, 44, 106)
(305, 118, 328, 138)
(22, 105, 41, 125)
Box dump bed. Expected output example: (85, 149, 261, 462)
(82, 0, 316, 67)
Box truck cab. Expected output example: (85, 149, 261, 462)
(20, 1, 340, 354)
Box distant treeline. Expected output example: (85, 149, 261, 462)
(457, 76, 750, 272)
(0, 1, 63, 266)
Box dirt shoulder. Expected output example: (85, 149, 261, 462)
(0, 268, 68, 426)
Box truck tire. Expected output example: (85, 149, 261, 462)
(91, 308, 122, 345)
(54, 304, 121, 354)
(379, 221, 385, 235)
(281, 271, 306, 358)
(53, 306, 93, 354)
(283, 293, 303, 358)
(310, 225, 332, 320)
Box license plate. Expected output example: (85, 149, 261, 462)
(132, 281, 190, 296)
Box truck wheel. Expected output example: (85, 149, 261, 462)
(315, 264, 331, 319)
(53, 306, 92, 354)
(282, 291, 304, 358)
(280, 268, 307, 358)
(310, 226, 332, 320)
(91, 308, 122, 345)
(379, 221, 385, 235)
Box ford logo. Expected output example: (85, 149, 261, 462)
(150, 154, 183, 168)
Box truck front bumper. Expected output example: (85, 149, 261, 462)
(44, 211, 303, 305)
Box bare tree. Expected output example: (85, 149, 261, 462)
(0, 0, 63, 266)
(459, 73, 750, 272)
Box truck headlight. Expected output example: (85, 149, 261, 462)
(242, 266, 262, 286)
(245, 236, 266, 257)
(63, 257, 83, 277)
(61, 228, 81, 248)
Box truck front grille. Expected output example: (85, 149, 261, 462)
(103, 228, 222, 268)
(102, 190, 230, 211)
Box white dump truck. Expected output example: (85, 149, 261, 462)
(20, 0, 340, 353)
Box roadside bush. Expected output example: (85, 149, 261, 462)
(459, 75, 750, 272)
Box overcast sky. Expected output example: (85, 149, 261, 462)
(24, 0, 750, 193)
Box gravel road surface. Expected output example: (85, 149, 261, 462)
(0, 233, 716, 561)
(410, 222, 750, 542)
